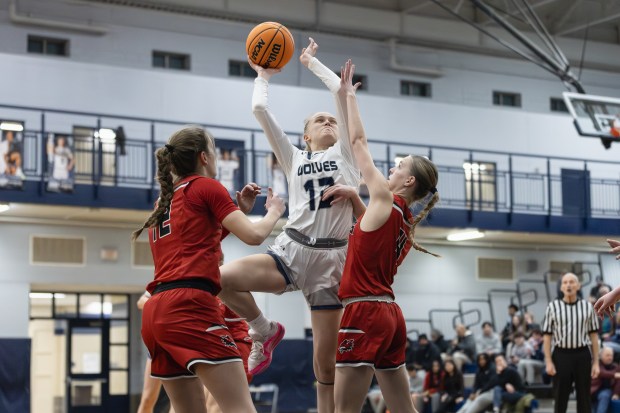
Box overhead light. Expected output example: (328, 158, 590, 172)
(95, 128, 116, 144)
(447, 230, 485, 242)
(0, 122, 24, 132)
(29, 292, 66, 299)
(0, 203, 10, 213)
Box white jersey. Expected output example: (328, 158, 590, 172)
(252, 58, 360, 240)
(52, 146, 72, 180)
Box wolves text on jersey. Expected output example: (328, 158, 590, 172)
(297, 160, 338, 176)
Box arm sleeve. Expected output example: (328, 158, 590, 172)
(307, 57, 360, 185)
(252, 77, 296, 177)
(191, 178, 239, 223)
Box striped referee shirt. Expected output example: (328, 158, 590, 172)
(542, 298, 599, 349)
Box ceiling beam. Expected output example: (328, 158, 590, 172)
(479, 0, 561, 26)
(551, 0, 583, 33)
(556, 8, 620, 36)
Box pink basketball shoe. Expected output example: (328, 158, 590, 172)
(248, 321, 285, 375)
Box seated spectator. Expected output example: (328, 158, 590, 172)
(409, 364, 427, 413)
(456, 353, 497, 413)
(432, 329, 451, 355)
(591, 347, 620, 413)
(450, 324, 477, 371)
(509, 330, 545, 385)
(590, 276, 613, 305)
(508, 332, 542, 385)
(423, 360, 445, 413)
(523, 313, 540, 336)
(476, 322, 502, 357)
(435, 360, 464, 413)
(501, 315, 526, 352)
(414, 334, 442, 372)
(520, 329, 545, 385)
(486, 355, 534, 413)
(603, 312, 620, 358)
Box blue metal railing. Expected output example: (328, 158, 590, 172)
(2, 103, 620, 218)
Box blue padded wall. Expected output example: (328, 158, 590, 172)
(0, 339, 30, 413)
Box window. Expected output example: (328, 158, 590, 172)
(550, 97, 568, 113)
(400, 80, 431, 97)
(493, 91, 521, 107)
(152, 51, 190, 70)
(335, 71, 367, 91)
(464, 161, 497, 211)
(27, 35, 69, 56)
(228, 60, 255, 78)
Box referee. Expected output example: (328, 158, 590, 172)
(542, 272, 600, 413)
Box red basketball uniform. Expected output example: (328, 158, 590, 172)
(217, 297, 254, 383)
(142, 175, 242, 378)
(336, 195, 413, 369)
(146, 175, 238, 293)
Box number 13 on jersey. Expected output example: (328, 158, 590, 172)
(304, 177, 335, 211)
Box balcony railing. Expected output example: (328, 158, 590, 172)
(2, 103, 619, 219)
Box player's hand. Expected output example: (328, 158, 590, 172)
(339, 59, 362, 97)
(594, 291, 618, 319)
(545, 360, 556, 376)
(321, 184, 357, 205)
(608, 239, 620, 260)
(247, 56, 281, 81)
(265, 187, 286, 217)
(299, 37, 318, 67)
(236, 183, 261, 214)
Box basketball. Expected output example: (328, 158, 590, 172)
(246, 22, 295, 70)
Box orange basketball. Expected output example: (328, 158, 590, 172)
(246, 22, 295, 70)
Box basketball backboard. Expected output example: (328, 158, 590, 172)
(563, 92, 620, 140)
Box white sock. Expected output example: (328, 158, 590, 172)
(248, 314, 273, 337)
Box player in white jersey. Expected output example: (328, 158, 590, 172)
(218, 38, 365, 413)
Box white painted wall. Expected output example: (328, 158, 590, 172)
(0, 220, 607, 341)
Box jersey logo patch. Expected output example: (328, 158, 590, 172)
(338, 339, 355, 354)
(220, 335, 237, 348)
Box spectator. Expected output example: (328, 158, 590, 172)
(456, 353, 497, 413)
(476, 322, 502, 357)
(590, 276, 613, 304)
(450, 324, 477, 371)
(523, 312, 540, 336)
(408, 364, 427, 413)
(482, 354, 533, 413)
(591, 347, 620, 413)
(521, 329, 545, 385)
(509, 332, 542, 385)
(501, 314, 527, 351)
(432, 329, 451, 355)
(603, 312, 620, 357)
(435, 360, 465, 413)
(414, 334, 442, 372)
(423, 359, 444, 413)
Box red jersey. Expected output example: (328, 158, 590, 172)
(146, 175, 238, 294)
(339, 195, 413, 300)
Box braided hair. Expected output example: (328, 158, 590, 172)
(406, 155, 440, 257)
(132, 126, 215, 241)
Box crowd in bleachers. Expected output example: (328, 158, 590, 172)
(366, 279, 620, 413)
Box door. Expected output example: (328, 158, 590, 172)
(561, 168, 590, 216)
(66, 319, 110, 413)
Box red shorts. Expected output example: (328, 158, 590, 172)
(335, 300, 407, 370)
(141, 288, 241, 379)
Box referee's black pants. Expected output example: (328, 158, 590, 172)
(552, 347, 592, 413)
